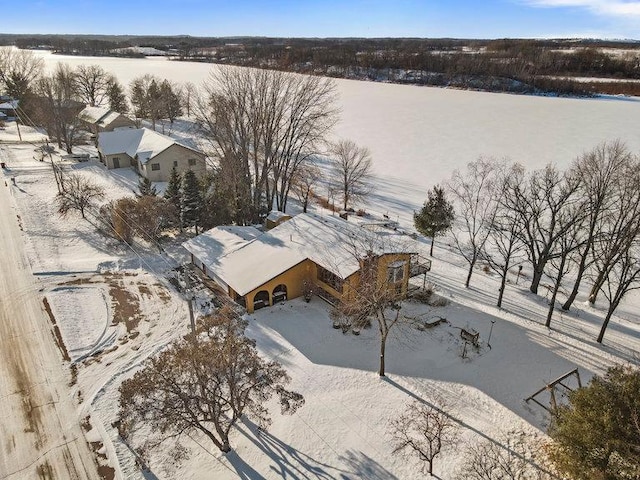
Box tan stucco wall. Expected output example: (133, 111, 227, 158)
(377, 253, 412, 297)
(140, 144, 206, 182)
(244, 260, 314, 313)
(227, 253, 412, 314)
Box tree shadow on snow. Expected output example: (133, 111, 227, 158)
(382, 376, 554, 478)
(228, 418, 394, 480)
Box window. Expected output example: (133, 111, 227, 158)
(188, 158, 197, 166)
(173, 160, 178, 167)
(151, 163, 160, 171)
(317, 265, 343, 293)
(387, 261, 405, 284)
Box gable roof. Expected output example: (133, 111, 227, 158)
(0, 100, 18, 110)
(78, 106, 111, 124)
(183, 213, 413, 296)
(97, 111, 130, 129)
(98, 127, 203, 164)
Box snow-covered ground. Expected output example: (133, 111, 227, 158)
(2, 55, 640, 478)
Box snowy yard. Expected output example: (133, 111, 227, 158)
(1, 54, 639, 478)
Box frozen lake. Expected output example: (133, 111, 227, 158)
(36, 50, 640, 222)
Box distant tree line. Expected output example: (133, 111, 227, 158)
(3, 35, 640, 94)
(178, 38, 640, 96)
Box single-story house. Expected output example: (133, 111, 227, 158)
(183, 213, 431, 313)
(78, 106, 135, 134)
(97, 127, 207, 182)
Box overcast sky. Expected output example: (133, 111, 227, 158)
(5, 0, 640, 39)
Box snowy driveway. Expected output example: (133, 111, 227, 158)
(0, 161, 99, 479)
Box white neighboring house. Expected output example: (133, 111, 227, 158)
(97, 127, 207, 182)
(78, 106, 135, 134)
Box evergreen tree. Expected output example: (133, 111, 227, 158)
(548, 365, 640, 480)
(164, 166, 182, 227)
(414, 185, 455, 256)
(107, 77, 128, 113)
(200, 171, 233, 230)
(182, 169, 203, 234)
(137, 176, 157, 197)
(160, 79, 182, 123)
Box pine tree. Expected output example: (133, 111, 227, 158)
(164, 166, 182, 227)
(548, 365, 640, 480)
(182, 169, 203, 234)
(160, 80, 182, 123)
(137, 176, 157, 197)
(414, 185, 455, 256)
(107, 77, 128, 113)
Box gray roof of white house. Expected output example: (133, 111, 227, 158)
(98, 128, 203, 164)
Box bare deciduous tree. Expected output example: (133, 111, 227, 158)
(118, 307, 304, 454)
(456, 431, 553, 480)
(111, 197, 137, 244)
(543, 199, 586, 328)
(110, 195, 176, 247)
(74, 64, 115, 107)
(562, 141, 634, 311)
(181, 81, 197, 116)
(598, 241, 640, 343)
(389, 398, 459, 477)
(291, 161, 322, 213)
(330, 139, 372, 211)
(333, 233, 411, 377)
(504, 164, 582, 295)
(448, 158, 501, 288)
(587, 158, 640, 306)
(0, 47, 44, 105)
(483, 164, 526, 308)
(196, 68, 337, 222)
(56, 173, 105, 219)
(34, 63, 83, 153)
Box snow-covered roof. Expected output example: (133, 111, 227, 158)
(266, 210, 291, 223)
(182, 225, 263, 270)
(0, 100, 18, 110)
(98, 128, 202, 164)
(96, 111, 124, 128)
(78, 106, 111, 124)
(184, 213, 414, 296)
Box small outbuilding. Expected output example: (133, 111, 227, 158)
(0, 100, 18, 121)
(265, 211, 292, 230)
(78, 106, 135, 134)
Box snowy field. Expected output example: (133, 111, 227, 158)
(2, 54, 640, 478)
(33, 50, 640, 225)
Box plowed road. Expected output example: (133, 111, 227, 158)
(0, 166, 99, 479)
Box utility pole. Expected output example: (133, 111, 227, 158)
(184, 263, 196, 333)
(47, 140, 62, 194)
(15, 118, 22, 142)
